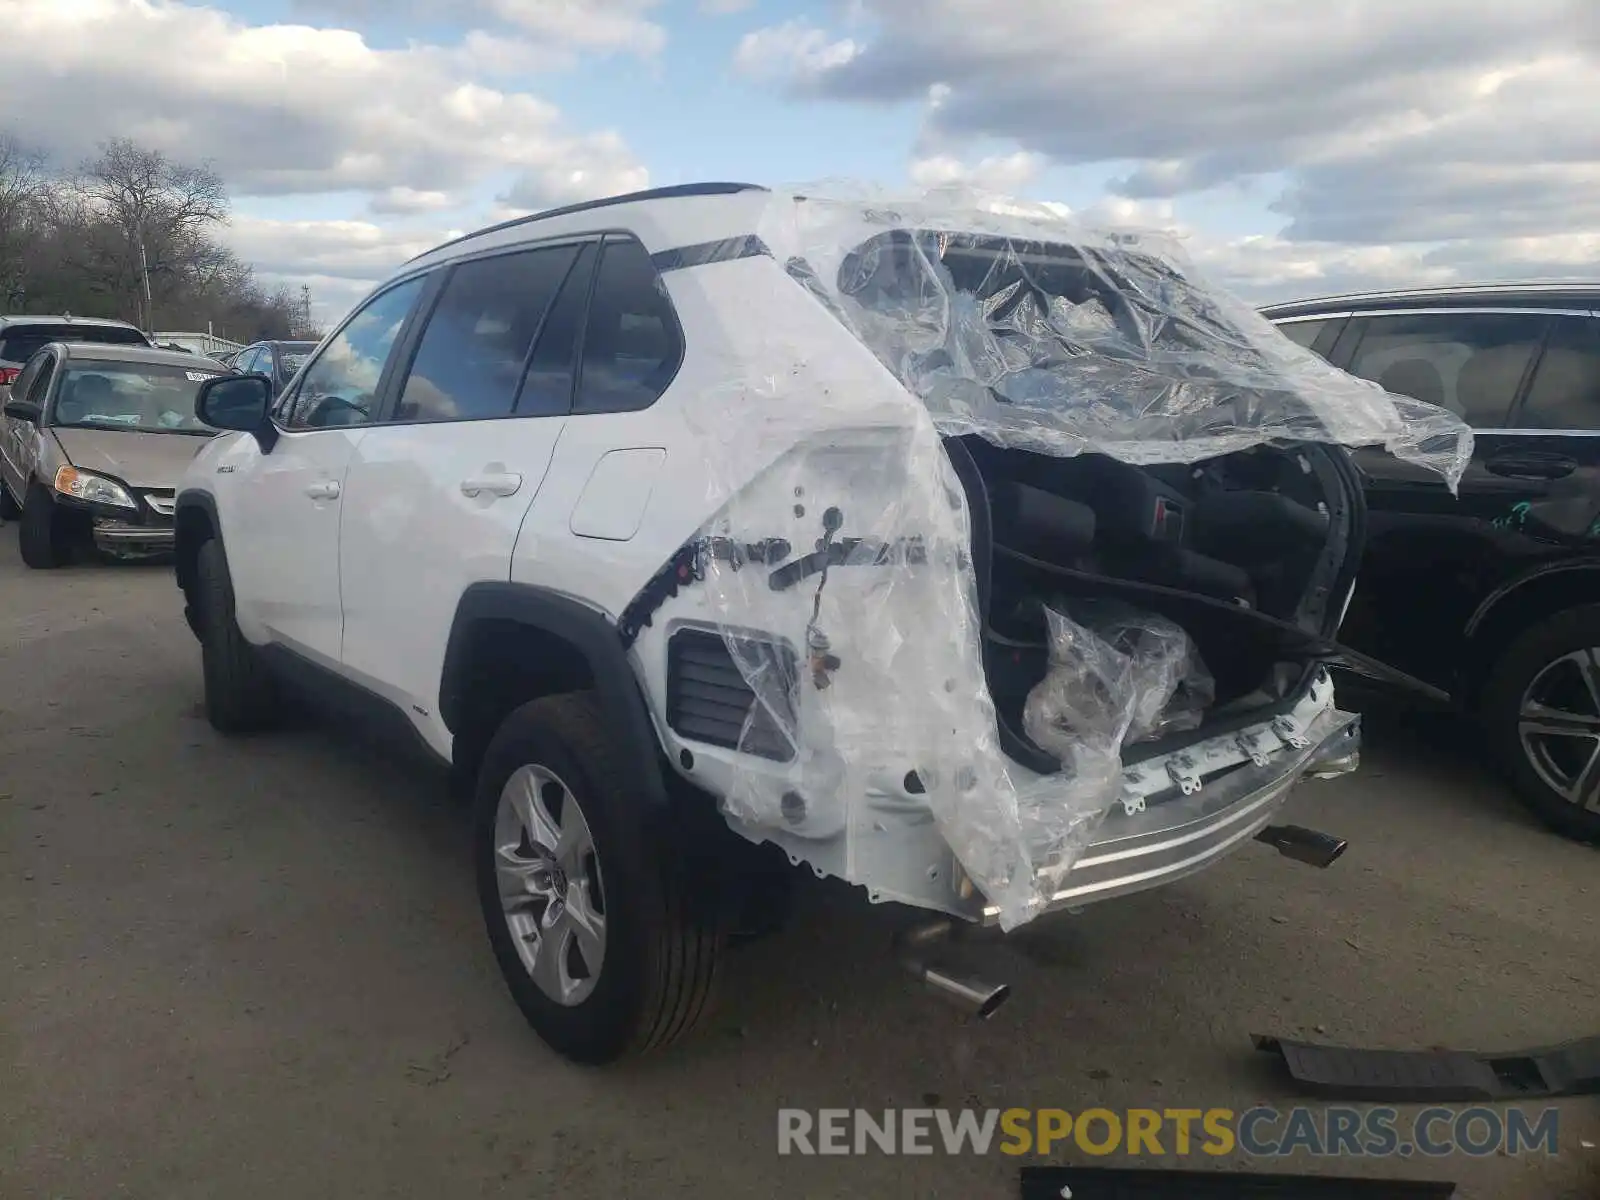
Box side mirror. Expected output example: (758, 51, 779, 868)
(4, 399, 41, 423)
(196, 373, 278, 451)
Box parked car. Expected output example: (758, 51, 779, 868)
(0, 315, 151, 405)
(1262, 283, 1600, 841)
(228, 339, 318, 395)
(172, 183, 1462, 1064)
(0, 342, 225, 566)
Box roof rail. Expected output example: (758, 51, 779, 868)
(407, 181, 769, 264)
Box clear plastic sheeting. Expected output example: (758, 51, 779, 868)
(767, 186, 1473, 489)
(673, 185, 1461, 931)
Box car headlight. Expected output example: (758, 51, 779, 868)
(53, 465, 136, 509)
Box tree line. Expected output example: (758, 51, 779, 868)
(0, 134, 321, 344)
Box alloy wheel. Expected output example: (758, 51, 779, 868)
(493, 764, 608, 1006)
(1518, 648, 1600, 813)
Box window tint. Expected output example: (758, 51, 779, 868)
(1278, 319, 1327, 350)
(9, 353, 42, 399)
(235, 347, 262, 376)
(394, 246, 576, 423)
(1346, 311, 1548, 428)
(27, 355, 56, 405)
(286, 277, 425, 429)
(1518, 317, 1600, 430)
(0, 324, 146, 362)
(517, 242, 595, 417)
(573, 237, 681, 414)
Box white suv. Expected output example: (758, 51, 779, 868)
(173, 183, 1467, 1064)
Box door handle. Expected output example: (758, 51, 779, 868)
(1485, 452, 1578, 481)
(460, 472, 522, 498)
(305, 480, 341, 500)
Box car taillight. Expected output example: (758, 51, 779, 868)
(0, 367, 20, 386)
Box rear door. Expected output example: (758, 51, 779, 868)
(334, 238, 597, 752)
(1499, 314, 1600, 540)
(1327, 307, 1558, 685)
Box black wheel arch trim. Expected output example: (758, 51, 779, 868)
(173, 488, 222, 595)
(440, 582, 670, 811)
(1463, 556, 1600, 641)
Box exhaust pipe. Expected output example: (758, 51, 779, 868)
(893, 918, 1011, 1019)
(1255, 823, 1348, 869)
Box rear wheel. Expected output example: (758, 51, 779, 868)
(474, 693, 723, 1064)
(1481, 604, 1600, 842)
(18, 484, 67, 569)
(194, 538, 279, 733)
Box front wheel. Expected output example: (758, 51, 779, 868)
(194, 538, 280, 733)
(18, 484, 67, 569)
(473, 693, 723, 1064)
(1480, 604, 1600, 842)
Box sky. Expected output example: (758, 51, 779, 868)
(3, 0, 1598, 326)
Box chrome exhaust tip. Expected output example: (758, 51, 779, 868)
(1255, 823, 1348, 869)
(921, 967, 1012, 1019)
(893, 918, 1011, 1019)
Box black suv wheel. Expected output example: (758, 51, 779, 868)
(1481, 604, 1600, 842)
(473, 693, 723, 1064)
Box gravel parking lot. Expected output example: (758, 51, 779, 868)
(3, 537, 1597, 1200)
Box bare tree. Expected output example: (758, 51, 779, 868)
(0, 135, 50, 306)
(72, 138, 229, 329)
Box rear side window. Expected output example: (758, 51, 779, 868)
(394, 245, 579, 423)
(573, 237, 682, 414)
(1277, 319, 1327, 350)
(1518, 316, 1600, 431)
(1345, 311, 1548, 428)
(0, 324, 146, 362)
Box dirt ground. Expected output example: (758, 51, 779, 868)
(2, 535, 1597, 1200)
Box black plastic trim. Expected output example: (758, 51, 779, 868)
(651, 235, 772, 273)
(439, 582, 670, 810)
(258, 643, 451, 773)
(406, 182, 769, 264)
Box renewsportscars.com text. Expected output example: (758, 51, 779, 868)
(776, 1106, 1561, 1159)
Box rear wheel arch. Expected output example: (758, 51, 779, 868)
(440, 583, 670, 810)
(1462, 561, 1600, 704)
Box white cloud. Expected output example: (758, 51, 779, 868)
(292, 0, 665, 59)
(749, 0, 1600, 294)
(369, 187, 456, 216)
(0, 0, 649, 211)
(909, 150, 1044, 193)
(700, 0, 754, 13)
(733, 19, 859, 81)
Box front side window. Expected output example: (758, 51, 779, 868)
(1517, 316, 1600, 431)
(393, 245, 578, 423)
(573, 237, 682, 415)
(27, 354, 57, 406)
(49, 361, 221, 434)
(1345, 311, 1548, 428)
(285, 276, 426, 430)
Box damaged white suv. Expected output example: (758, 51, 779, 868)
(173, 183, 1469, 1064)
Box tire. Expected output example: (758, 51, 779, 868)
(0, 480, 20, 520)
(474, 693, 723, 1065)
(18, 484, 68, 569)
(194, 537, 279, 733)
(1480, 603, 1600, 842)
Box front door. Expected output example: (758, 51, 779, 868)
(1, 352, 53, 499)
(336, 240, 595, 753)
(224, 275, 429, 664)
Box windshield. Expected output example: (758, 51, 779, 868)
(0, 324, 148, 364)
(50, 362, 221, 434)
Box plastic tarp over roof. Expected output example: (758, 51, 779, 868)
(681, 186, 1471, 931)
